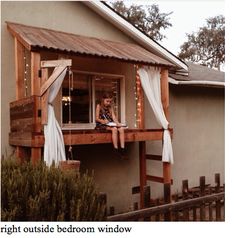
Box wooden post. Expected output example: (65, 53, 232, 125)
(136, 65, 146, 209)
(31, 52, 41, 163)
(14, 38, 26, 160)
(161, 68, 172, 202)
(215, 173, 221, 221)
(14, 38, 25, 99)
(200, 176, 206, 221)
(15, 147, 28, 164)
(41, 68, 49, 125)
(139, 141, 146, 209)
(31, 147, 41, 165)
(31, 52, 41, 96)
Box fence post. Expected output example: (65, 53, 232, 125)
(109, 206, 115, 216)
(182, 179, 189, 221)
(98, 193, 107, 217)
(200, 176, 206, 221)
(164, 183, 171, 221)
(154, 198, 161, 221)
(215, 173, 221, 221)
(209, 187, 213, 221)
(144, 186, 151, 221)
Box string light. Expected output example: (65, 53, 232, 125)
(134, 64, 143, 128)
(23, 49, 29, 97)
(68, 66, 73, 161)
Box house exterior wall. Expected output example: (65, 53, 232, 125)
(144, 85, 225, 198)
(169, 86, 225, 191)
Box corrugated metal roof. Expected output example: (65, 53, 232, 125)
(7, 22, 174, 67)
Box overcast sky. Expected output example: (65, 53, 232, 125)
(118, 0, 225, 55)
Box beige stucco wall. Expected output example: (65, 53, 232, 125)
(1, 1, 225, 213)
(144, 85, 225, 198)
(170, 86, 225, 191)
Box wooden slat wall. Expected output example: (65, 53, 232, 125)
(10, 96, 41, 133)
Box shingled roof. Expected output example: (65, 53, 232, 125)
(169, 62, 225, 88)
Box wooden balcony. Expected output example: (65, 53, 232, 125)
(9, 95, 172, 148)
(9, 128, 172, 147)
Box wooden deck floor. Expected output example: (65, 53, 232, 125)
(9, 128, 172, 147)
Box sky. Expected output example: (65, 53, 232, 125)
(116, 0, 225, 55)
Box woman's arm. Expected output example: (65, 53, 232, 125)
(95, 104, 109, 124)
(111, 107, 119, 124)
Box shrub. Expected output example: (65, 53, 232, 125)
(1, 159, 106, 221)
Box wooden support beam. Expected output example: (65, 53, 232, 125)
(31, 52, 41, 96)
(41, 68, 49, 125)
(161, 68, 170, 120)
(161, 68, 172, 202)
(14, 38, 25, 99)
(14, 39, 28, 162)
(146, 154, 162, 161)
(146, 175, 173, 184)
(41, 59, 72, 68)
(139, 141, 146, 209)
(31, 147, 41, 165)
(40, 65, 67, 96)
(15, 147, 28, 164)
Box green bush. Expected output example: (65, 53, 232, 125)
(1, 159, 106, 221)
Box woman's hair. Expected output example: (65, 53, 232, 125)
(102, 92, 113, 100)
(100, 92, 113, 108)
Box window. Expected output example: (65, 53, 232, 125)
(62, 71, 125, 129)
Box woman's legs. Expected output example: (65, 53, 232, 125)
(107, 127, 118, 149)
(118, 127, 125, 149)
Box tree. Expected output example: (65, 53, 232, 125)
(109, 1, 173, 41)
(178, 15, 225, 70)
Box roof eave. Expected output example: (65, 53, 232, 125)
(169, 77, 225, 88)
(7, 21, 32, 51)
(83, 1, 188, 72)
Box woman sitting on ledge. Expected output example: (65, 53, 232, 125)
(95, 93, 126, 156)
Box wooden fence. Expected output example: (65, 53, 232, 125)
(107, 173, 225, 221)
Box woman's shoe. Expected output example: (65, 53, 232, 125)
(119, 148, 128, 159)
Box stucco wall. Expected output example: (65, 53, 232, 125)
(169, 85, 225, 191)
(144, 85, 225, 198)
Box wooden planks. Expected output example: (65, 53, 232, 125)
(10, 96, 41, 133)
(31, 52, 41, 96)
(9, 129, 168, 147)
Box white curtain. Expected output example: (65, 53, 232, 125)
(137, 66, 174, 164)
(44, 67, 67, 166)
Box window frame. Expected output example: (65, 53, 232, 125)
(61, 70, 126, 130)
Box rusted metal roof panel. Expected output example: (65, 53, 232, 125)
(7, 22, 174, 67)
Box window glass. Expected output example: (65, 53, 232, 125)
(94, 77, 120, 120)
(62, 73, 91, 123)
(62, 72, 121, 125)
